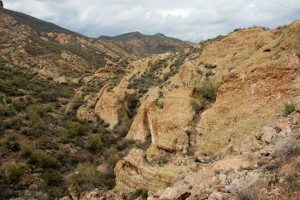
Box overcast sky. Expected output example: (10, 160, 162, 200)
(4, 0, 300, 42)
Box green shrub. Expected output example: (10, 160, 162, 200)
(87, 134, 104, 152)
(0, 104, 10, 116)
(283, 102, 296, 116)
(50, 187, 68, 199)
(63, 121, 86, 138)
(3, 161, 26, 184)
(124, 188, 148, 200)
(296, 51, 300, 59)
(42, 171, 62, 186)
(104, 148, 121, 167)
(195, 81, 219, 102)
(28, 150, 59, 168)
(2, 116, 22, 130)
(285, 173, 300, 190)
(67, 162, 105, 192)
(20, 145, 35, 157)
(0, 134, 20, 152)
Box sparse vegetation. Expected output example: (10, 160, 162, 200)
(194, 80, 219, 102)
(276, 137, 300, 160)
(285, 173, 300, 190)
(234, 185, 259, 200)
(0, 62, 124, 198)
(3, 161, 27, 184)
(283, 102, 296, 116)
(296, 51, 300, 59)
(67, 162, 114, 192)
(123, 188, 148, 200)
(42, 171, 63, 186)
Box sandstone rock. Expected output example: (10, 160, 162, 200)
(76, 105, 98, 123)
(159, 185, 191, 200)
(61, 197, 72, 200)
(292, 113, 300, 125)
(115, 149, 189, 194)
(261, 127, 277, 144)
(94, 87, 127, 129)
(279, 163, 295, 175)
(208, 191, 229, 200)
(68, 187, 79, 200)
(218, 174, 227, 185)
(275, 118, 291, 131)
(278, 128, 292, 138)
(127, 88, 195, 155)
(54, 76, 69, 84)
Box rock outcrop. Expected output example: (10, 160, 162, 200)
(115, 149, 189, 194)
(111, 21, 300, 198)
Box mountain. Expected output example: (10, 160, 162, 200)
(1, 8, 300, 200)
(3, 9, 82, 36)
(97, 31, 193, 58)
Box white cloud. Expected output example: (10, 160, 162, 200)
(4, 0, 300, 42)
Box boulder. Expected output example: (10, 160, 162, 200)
(261, 127, 277, 144)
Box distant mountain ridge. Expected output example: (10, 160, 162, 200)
(97, 31, 193, 57)
(98, 31, 182, 42)
(3, 9, 193, 58)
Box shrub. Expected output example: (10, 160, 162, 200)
(204, 63, 217, 69)
(296, 51, 300, 59)
(63, 121, 86, 138)
(114, 123, 130, 137)
(42, 171, 62, 186)
(124, 188, 148, 200)
(20, 145, 35, 157)
(87, 134, 104, 152)
(276, 137, 299, 159)
(104, 148, 121, 167)
(28, 150, 59, 168)
(0, 134, 20, 152)
(3, 161, 26, 184)
(285, 173, 300, 190)
(67, 162, 105, 192)
(50, 187, 68, 199)
(234, 185, 259, 200)
(2, 116, 22, 130)
(0, 104, 10, 116)
(283, 102, 296, 116)
(195, 81, 219, 102)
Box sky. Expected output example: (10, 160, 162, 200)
(4, 0, 300, 42)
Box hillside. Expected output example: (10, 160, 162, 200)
(0, 8, 300, 200)
(3, 9, 83, 36)
(97, 32, 193, 58)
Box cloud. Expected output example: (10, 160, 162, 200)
(4, 0, 300, 42)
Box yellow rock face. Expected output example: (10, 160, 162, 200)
(115, 148, 189, 194)
(94, 87, 128, 129)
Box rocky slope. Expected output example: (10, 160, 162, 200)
(0, 8, 300, 200)
(77, 21, 300, 200)
(0, 9, 192, 200)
